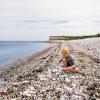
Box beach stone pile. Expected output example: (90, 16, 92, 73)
(0, 38, 100, 100)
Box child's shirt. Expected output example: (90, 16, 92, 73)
(66, 55, 77, 67)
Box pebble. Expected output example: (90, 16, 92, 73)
(0, 39, 100, 99)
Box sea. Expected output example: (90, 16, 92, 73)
(0, 41, 51, 68)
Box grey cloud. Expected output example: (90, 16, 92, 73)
(91, 20, 100, 23)
(20, 20, 70, 24)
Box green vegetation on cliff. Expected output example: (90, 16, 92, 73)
(49, 33, 100, 40)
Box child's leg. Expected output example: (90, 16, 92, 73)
(63, 67, 71, 72)
(62, 58, 80, 73)
(71, 64, 80, 73)
(73, 67, 80, 73)
(63, 67, 80, 73)
(70, 67, 80, 73)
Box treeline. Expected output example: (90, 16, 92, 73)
(49, 33, 100, 40)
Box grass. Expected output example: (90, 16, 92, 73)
(49, 33, 100, 40)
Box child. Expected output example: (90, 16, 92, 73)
(62, 48, 80, 73)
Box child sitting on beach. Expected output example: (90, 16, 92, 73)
(61, 48, 80, 73)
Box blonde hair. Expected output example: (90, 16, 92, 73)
(62, 48, 69, 57)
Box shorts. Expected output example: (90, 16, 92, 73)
(71, 63, 78, 68)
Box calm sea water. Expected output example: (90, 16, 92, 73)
(0, 41, 51, 68)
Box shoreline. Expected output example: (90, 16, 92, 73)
(0, 41, 54, 69)
(0, 43, 60, 73)
(0, 43, 61, 98)
(0, 42, 56, 69)
(0, 38, 100, 100)
(0, 43, 61, 86)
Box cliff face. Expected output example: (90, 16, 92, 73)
(49, 34, 100, 41)
(49, 36, 65, 40)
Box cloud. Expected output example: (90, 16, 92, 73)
(0, 0, 100, 40)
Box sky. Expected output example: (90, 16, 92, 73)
(0, 0, 100, 40)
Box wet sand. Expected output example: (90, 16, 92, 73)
(0, 38, 100, 100)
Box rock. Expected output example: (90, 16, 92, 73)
(38, 74, 47, 81)
(89, 96, 96, 100)
(65, 77, 71, 83)
(11, 98, 17, 100)
(71, 95, 82, 100)
(22, 80, 30, 84)
(20, 89, 35, 97)
(64, 87, 73, 94)
(12, 82, 21, 87)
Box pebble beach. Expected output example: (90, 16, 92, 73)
(0, 38, 100, 100)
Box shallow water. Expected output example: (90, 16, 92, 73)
(0, 41, 51, 68)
